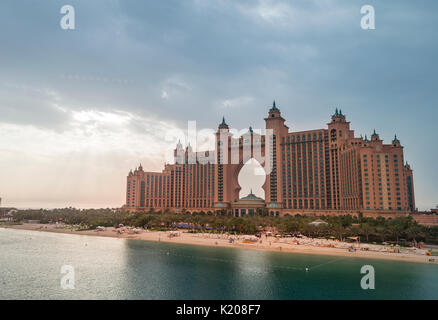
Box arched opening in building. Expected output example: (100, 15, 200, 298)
(237, 158, 266, 199)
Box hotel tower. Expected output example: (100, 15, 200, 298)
(126, 102, 415, 217)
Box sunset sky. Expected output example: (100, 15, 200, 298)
(0, 0, 437, 210)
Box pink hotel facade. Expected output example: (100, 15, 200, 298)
(125, 102, 415, 217)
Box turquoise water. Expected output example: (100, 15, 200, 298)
(0, 228, 437, 299)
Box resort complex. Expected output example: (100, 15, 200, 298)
(126, 102, 415, 217)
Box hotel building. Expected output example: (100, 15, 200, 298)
(126, 102, 415, 217)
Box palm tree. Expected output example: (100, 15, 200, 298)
(360, 223, 373, 242)
(389, 223, 404, 244)
(406, 225, 423, 246)
(330, 223, 346, 241)
(375, 226, 389, 243)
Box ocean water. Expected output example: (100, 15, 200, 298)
(0, 228, 437, 300)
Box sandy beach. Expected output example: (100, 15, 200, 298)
(2, 223, 437, 265)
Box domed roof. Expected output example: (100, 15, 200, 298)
(240, 190, 263, 201)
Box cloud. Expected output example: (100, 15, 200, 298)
(0, 100, 184, 208)
(237, 0, 295, 24)
(220, 96, 254, 108)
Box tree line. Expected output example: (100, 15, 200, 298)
(10, 208, 438, 245)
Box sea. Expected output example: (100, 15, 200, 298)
(0, 228, 437, 299)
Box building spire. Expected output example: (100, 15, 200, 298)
(371, 129, 379, 141)
(270, 100, 279, 111)
(219, 116, 228, 127)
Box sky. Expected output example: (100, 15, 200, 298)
(0, 0, 437, 209)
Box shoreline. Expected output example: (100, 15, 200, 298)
(1, 223, 436, 265)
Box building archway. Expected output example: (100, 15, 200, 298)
(237, 158, 266, 199)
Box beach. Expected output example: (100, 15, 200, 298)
(1, 223, 436, 265)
